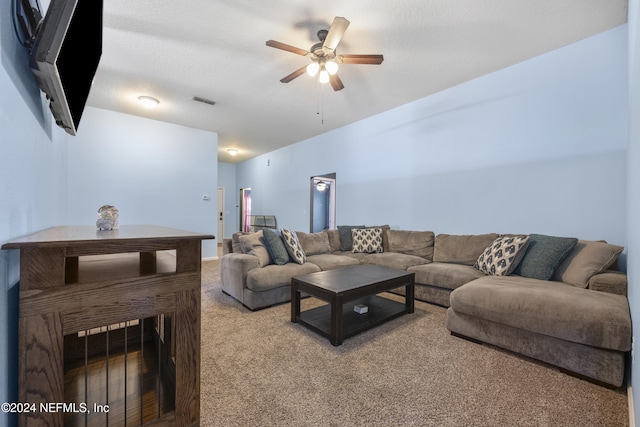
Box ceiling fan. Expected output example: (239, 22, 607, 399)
(266, 16, 384, 91)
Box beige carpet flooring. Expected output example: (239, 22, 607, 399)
(200, 259, 629, 426)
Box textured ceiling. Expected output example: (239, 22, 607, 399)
(84, 0, 628, 163)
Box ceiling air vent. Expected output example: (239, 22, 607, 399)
(192, 96, 216, 106)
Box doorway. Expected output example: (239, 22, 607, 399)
(217, 187, 224, 244)
(239, 188, 252, 232)
(310, 174, 336, 232)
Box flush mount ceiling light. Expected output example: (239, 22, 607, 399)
(227, 149, 239, 156)
(138, 96, 159, 108)
(316, 180, 328, 191)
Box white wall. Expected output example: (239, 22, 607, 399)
(237, 26, 628, 249)
(627, 0, 640, 423)
(67, 107, 219, 258)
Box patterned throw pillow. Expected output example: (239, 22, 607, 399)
(352, 228, 384, 254)
(474, 235, 530, 276)
(280, 229, 306, 264)
(337, 225, 365, 251)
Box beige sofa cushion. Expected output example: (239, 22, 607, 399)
(246, 262, 320, 292)
(386, 229, 435, 260)
(296, 231, 331, 255)
(362, 252, 429, 270)
(588, 271, 627, 296)
(326, 229, 342, 253)
(238, 231, 270, 267)
(408, 262, 486, 291)
(306, 254, 360, 271)
(449, 275, 631, 351)
(433, 233, 499, 265)
(551, 240, 624, 288)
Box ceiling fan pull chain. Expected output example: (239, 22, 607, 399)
(321, 82, 325, 125)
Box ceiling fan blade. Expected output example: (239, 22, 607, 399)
(280, 65, 308, 83)
(329, 74, 344, 91)
(339, 54, 384, 65)
(266, 40, 310, 56)
(323, 17, 350, 52)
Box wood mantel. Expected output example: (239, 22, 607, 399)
(2, 225, 214, 426)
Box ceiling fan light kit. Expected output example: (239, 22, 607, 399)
(325, 60, 338, 75)
(266, 16, 383, 91)
(306, 62, 320, 76)
(319, 70, 330, 84)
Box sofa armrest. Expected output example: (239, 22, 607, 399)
(222, 238, 233, 255)
(220, 253, 260, 303)
(587, 271, 627, 296)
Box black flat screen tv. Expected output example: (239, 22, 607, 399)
(29, 0, 103, 135)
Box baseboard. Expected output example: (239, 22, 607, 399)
(627, 378, 636, 426)
(629, 383, 635, 427)
(202, 256, 218, 261)
(628, 352, 635, 427)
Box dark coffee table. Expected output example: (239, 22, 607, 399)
(291, 264, 415, 346)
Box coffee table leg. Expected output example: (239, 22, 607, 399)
(330, 294, 343, 346)
(406, 280, 415, 314)
(291, 279, 300, 323)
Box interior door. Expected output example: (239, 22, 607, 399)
(217, 187, 224, 244)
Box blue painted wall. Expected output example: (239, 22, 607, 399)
(237, 26, 628, 249)
(0, 1, 68, 423)
(66, 107, 219, 258)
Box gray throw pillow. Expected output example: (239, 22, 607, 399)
(238, 230, 270, 267)
(337, 225, 364, 252)
(262, 229, 289, 265)
(513, 234, 578, 280)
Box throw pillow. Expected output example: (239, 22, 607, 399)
(231, 231, 250, 253)
(351, 228, 384, 254)
(238, 230, 270, 267)
(337, 225, 365, 252)
(280, 229, 306, 264)
(551, 240, 624, 288)
(513, 234, 578, 280)
(474, 235, 530, 276)
(262, 229, 290, 265)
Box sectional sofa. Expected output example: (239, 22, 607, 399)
(220, 226, 630, 387)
